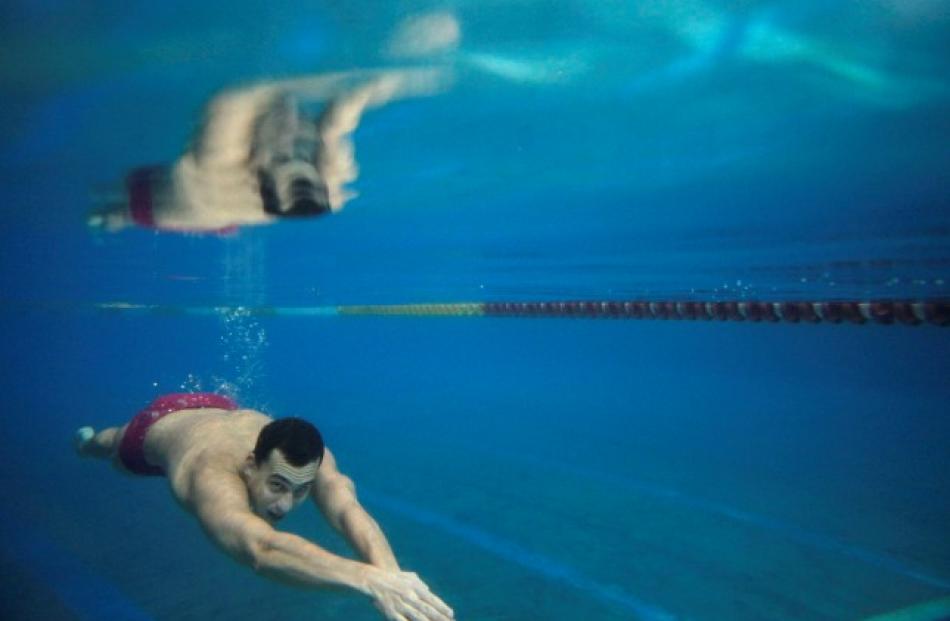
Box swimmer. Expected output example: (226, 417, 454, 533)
(75, 393, 454, 621)
(88, 68, 445, 234)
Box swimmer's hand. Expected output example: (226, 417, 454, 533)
(364, 568, 455, 621)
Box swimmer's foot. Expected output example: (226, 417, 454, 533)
(87, 203, 132, 232)
(74, 426, 95, 456)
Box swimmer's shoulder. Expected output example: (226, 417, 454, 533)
(169, 448, 246, 510)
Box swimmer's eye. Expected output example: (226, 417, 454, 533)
(268, 480, 287, 494)
(293, 486, 311, 498)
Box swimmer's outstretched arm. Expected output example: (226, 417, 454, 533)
(268, 67, 447, 104)
(310, 450, 456, 620)
(190, 468, 454, 621)
(311, 449, 400, 570)
(202, 66, 446, 130)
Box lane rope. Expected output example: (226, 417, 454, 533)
(480, 300, 948, 326)
(88, 299, 949, 326)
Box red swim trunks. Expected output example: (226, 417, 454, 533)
(126, 166, 239, 236)
(118, 393, 238, 476)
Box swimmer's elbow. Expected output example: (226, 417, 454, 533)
(244, 531, 325, 588)
(244, 531, 279, 573)
(210, 516, 276, 571)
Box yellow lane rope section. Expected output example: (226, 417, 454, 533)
(338, 303, 484, 316)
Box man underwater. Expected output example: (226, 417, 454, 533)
(88, 68, 445, 234)
(75, 393, 454, 621)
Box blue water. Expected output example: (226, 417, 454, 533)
(1, 2, 949, 620)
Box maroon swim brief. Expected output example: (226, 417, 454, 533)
(118, 392, 238, 476)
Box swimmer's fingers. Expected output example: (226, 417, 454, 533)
(416, 586, 454, 619)
(394, 597, 451, 621)
(404, 574, 454, 620)
(373, 598, 413, 621)
(368, 569, 455, 621)
(372, 587, 454, 621)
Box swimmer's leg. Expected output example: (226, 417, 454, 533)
(75, 425, 122, 459)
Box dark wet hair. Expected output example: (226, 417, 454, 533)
(258, 170, 331, 218)
(253, 417, 324, 467)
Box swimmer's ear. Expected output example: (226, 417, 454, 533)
(241, 453, 258, 477)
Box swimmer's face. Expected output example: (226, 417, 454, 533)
(242, 450, 318, 523)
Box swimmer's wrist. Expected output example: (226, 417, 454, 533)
(351, 563, 376, 596)
(353, 564, 391, 598)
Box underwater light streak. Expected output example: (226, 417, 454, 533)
(363, 491, 680, 621)
(619, 0, 949, 106)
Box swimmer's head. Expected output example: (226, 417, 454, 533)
(259, 167, 332, 219)
(242, 417, 324, 523)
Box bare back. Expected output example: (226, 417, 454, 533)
(136, 408, 272, 503)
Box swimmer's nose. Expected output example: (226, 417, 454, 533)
(274, 495, 293, 516)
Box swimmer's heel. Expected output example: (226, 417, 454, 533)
(74, 426, 95, 456)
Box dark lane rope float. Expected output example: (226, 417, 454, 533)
(95, 299, 949, 326)
(479, 300, 949, 326)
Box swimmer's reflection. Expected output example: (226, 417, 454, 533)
(89, 70, 444, 234)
